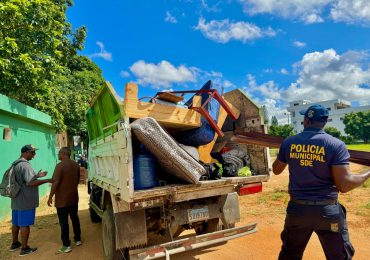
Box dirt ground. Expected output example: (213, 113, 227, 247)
(0, 163, 369, 260)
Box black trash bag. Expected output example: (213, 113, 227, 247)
(200, 163, 222, 180)
(211, 149, 251, 178)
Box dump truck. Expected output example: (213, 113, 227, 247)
(86, 82, 271, 260)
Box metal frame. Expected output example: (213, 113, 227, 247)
(129, 223, 257, 260)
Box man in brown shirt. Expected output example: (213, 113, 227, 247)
(48, 147, 81, 253)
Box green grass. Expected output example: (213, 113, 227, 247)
(269, 148, 279, 157)
(262, 189, 290, 204)
(347, 144, 370, 152)
(270, 190, 288, 201)
(362, 178, 370, 188)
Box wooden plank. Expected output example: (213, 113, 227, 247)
(123, 82, 201, 129)
(124, 82, 139, 102)
(173, 185, 235, 202)
(232, 132, 370, 166)
(231, 134, 282, 148)
(133, 175, 269, 201)
(198, 99, 241, 163)
(124, 100, 201, 129)
(156, 92, 184, 103)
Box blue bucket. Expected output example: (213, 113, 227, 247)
(133, 154, 158, 190)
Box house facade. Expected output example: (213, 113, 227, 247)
(0, 94, 57, 220)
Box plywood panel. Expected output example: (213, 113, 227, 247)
(123, 83, 201, 129)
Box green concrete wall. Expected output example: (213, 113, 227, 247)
(0, 94, 57, 220)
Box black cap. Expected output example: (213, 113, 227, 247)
(21, 144, 39, 153)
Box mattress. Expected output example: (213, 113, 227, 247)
(130, 117, 205, 184)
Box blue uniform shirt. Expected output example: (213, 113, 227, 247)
(277, 127, 350, 201)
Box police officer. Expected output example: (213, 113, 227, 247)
(272, 104, 370, 260)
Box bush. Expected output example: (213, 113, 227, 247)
(325, 126, 341, 138)
(340, 135, 355, 144)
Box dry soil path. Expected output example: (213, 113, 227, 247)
(1, 163, 369, 260)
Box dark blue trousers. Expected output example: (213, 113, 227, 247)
(278, 202, 354, 260)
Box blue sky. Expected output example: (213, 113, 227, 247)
(67, 0, 370, 123)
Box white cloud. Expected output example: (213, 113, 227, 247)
(242, 75, 289, 124)
(263, 99, 290, 124)
(89, 41, 112, 61)
(240, 0, 329, 24)
(165, 11, 177, 23)
(239, 0, 370, 25)
(285, 49, 370, 104)
(305, 13, 325, 24)
(263, 68, 273, 73)
(128, 60, 235, 91)
(330, 0, 370, 24)
(293, 40, 307, 48)
(243, 49, 370, 124)
(161, 88, 174, 92)
(129, 60, 196, 88)
(201, 0, 222, 12)
(246, 74, 282, 100)
(223, 80, 235, 88)
(120, 71, 130, 78)
(280, 68, 289, 74)
(194, 18, 277, 43)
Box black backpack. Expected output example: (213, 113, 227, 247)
(0, 161, 22, 198)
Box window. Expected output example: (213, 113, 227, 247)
(327, 107, 331, 111)
(252, 120, 255, 124)
(301, 122, 303, 125)
(294, 103, 299, 106)
(3, 128, 11, 141)
(327, 118, 333, 122)
(340, 117, 344, 121)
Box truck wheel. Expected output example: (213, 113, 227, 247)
(195, 219, 236, 235)
(90, 207, 102, 223)
(89, 189, 102, 223)
(102, 207, 128, 260)
(195, 218, 221, 235)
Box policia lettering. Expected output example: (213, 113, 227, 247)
(289, 144, 326, 167)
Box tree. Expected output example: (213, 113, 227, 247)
(0, 0, 104, 134)
(324, 126, 341, 138)
(56, 56, 106, 136)
(343, 111, 370, 143)
(271, 116, 279, 126)
(260, 105, 269, 125)
(269, 124, 295, 139)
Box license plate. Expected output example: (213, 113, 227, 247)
(188, 207, 209, 223)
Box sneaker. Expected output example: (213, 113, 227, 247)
(75, 241, 82, 246)
(19, 247, 37, 256)
(58, 246, 72, 253)
(9, 241, 21, 252)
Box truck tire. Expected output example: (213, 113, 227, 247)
(195, 218, 220, 235)
(195, 219, 235, 235)
(102, 207, 128, 260)
(89, 189, 102, 223)
(90, 207, 102, 223)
